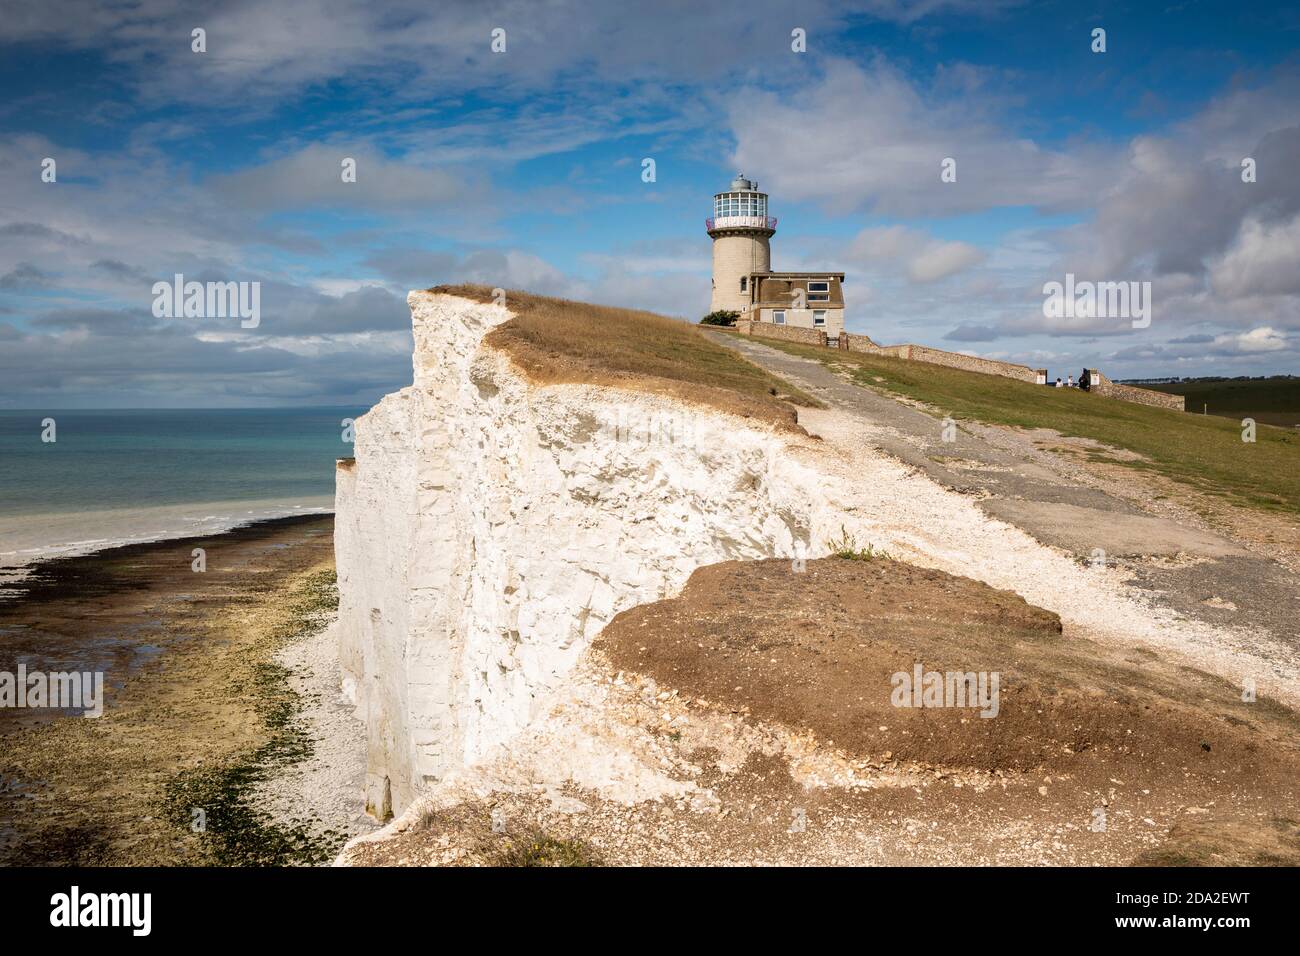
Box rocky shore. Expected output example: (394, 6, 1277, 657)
(0, 514, 373, 865)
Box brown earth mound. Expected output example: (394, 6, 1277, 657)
(601, 559, 1297, 776)
(597, 557, 1300, 863)
(348, 556, 1300, 866)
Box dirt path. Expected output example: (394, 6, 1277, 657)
(706, 332, 1300, 661)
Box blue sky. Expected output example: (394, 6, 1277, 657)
(2, 0, 1298, 406)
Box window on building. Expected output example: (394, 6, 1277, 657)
(773, 310, 786, 325)
(716, 193, 767, 222)
(807, 280, 830, 302)
(808, 281, 830, 292)
(740, 276, 747, 292)
(813, 310, 826, 327)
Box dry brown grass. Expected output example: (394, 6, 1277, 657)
(428, 284, 819, 431)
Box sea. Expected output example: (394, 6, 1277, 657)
(0, 407, 367, 580)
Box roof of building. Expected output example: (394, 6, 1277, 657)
(748, 271, 847, 280)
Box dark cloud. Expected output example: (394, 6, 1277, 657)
(0, 310, 412, 406)
(208, 146, 483, 213)
(30, 307, 158, 333)
(0, 261, 58, 287)
(943, 324, 1001, 342)
(0, 262, 54, 289)
(0, 222, 74, 241)
(361, 247, 462, 289)
(89, 259, 152, 283)
(255, 284, 411, 335)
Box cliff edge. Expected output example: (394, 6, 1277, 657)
(333, 289, 1299, 865)
(334, 289, 840, 819)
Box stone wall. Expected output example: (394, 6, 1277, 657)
(821, 332, 1183, 412)
(901, 345, 1039, 384)
(839, 331, 878, 351)
(1090, 371, 1185, 411)
(734, 319, 828, 347)
(842, 337, 1037, 383)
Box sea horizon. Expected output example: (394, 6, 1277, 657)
(0, 407, 365, 574)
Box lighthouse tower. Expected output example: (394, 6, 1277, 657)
(706, 174, 775, 314)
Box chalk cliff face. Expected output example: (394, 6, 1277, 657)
(334, 291, 837, 817)
(336, 292, 1290, 828)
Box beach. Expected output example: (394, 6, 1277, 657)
(0, 513, 375, 865)
(0, 497, 334, 592)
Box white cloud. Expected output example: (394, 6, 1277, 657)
(727, 56, 1300, 360)
(1212, 327, 1288, 353)
(730, 58, 1119, 217)
(846, 226, 985, 283)
(908, 240, 986, 283)
(1, 1, 1015, 107)
(1209, 215, 1300, 300)
(209, 145, 478, 211)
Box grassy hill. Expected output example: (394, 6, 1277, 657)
(429, 285, 819, 430)
(747, 337, 1300, 515)
(1143, 377, 1300, 428)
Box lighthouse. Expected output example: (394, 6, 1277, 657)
(705, 174, 847, 337)
(706, 174, 775, 314)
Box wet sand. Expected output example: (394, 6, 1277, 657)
(0, 514, 365, 865)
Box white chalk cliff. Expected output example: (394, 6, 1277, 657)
(335, 291, 1294, 824)
(334, 290, 838, 818)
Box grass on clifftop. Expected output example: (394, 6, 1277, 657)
(429, 284, 820, 429)
(754, 337, 1300, 515)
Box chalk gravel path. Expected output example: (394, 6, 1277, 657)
(709, 331, 1300, 707)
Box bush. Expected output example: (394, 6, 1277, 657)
(700, 310, 739, 327)
(825, 525, 891, 561)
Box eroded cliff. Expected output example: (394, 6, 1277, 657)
(335, 290, 839, 817)
(333, 289, 1300, 865)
